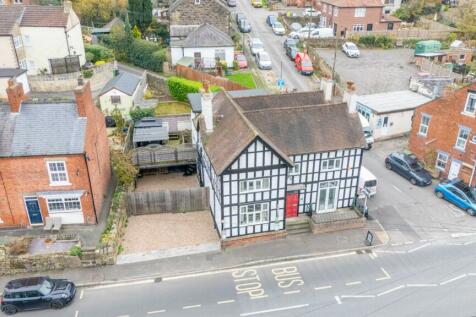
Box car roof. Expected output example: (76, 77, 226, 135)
(5, 277, 47, 292)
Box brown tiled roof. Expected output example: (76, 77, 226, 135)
(322, 0, 383, 7)
(200, 91, 366, 175)
(0, 6, 23, 35)
(20, 5, 68, 27)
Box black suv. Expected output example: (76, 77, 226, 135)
(1, 277, 75, 315)
(385, 152, 432, 186)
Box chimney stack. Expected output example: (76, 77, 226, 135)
(74, 78, 92, 118)
(320, 76, 334, 103)
(201, 81, 214, 133)
(343, 81, 357, 113)
(6, 78, 25, 113)
(64, 0, 72, 13)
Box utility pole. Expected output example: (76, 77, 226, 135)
(331, 36, 338, 97)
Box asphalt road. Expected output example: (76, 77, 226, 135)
(231, 1, 317, 92)
(26, 236, 476, 317)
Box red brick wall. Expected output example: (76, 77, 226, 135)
(408, 84, 476, 185)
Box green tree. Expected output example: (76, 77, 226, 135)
(132, 25, 142, 39)
(110, 151, 138, 188)
(456, 4, 476, 40)
(128, 0, 153, 32)
(111, 108, 125, 135)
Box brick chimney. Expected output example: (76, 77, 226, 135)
(201, 81, 214, 133)
(64, 0, 72, 13)
(74, 77, 93, 118)
(6, 78, 25, 113)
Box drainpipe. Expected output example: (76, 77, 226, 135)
(470, 159, 476, 187)
(84, 153, 99, 224)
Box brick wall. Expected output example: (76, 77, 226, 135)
(169, 0, 230, 34)
(222, 231, 287, 248)
(408, 84, 476, 185)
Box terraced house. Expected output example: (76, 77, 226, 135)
(193, 89, 366, 242)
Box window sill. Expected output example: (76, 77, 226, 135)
(417, 133, 427, 138)
(240, 189, 270, 194)
(461, 112, 476, 118)
(49, 182, 72, 187)
(454, 146, 466, 153)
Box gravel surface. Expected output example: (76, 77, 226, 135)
(135, 172, 199, 192)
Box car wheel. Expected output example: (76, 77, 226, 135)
(3, 305, 18, 315)
(410, 178, 417, 185)
(385, 162, 392, 170)
(467, 209, 476, 216)
(51, 301, 64, 310)
(435, 191, 444, 199)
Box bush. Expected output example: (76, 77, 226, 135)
(359, 35, 376, 47)
(111, 150, 139, 188)
(69, 245, 82, 257)
(144, 89, 154, 99)
(84, 44, 114, 63)
(128, 40, 166, 73)
(375, 35, 394, 49)
(95, 60, 106, 65)
(233, 60, 239, 71)
(82, 69, 93, 79)
(85, 52, 95, 63)
(167, 76, 203, 102)
(129, 107, 155, 121)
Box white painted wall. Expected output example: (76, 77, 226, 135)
(0, 36, 18, 68)
(369, 110, 414, 140)
(99, 88, 134, 117)
(66, 23, 86, 66)
(171, 46, 234, 67)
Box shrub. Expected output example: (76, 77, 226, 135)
(8, 237, 32, 256)
(233, 60, 239, 71)
(111, 150, 139, 188)
(144, 89, 154, 99)
(95, 60, 106, 65)
(128, 40, 166, 73)
(210, 85, 222, 92)
(129, 107, 155, 121)
(85, 52, 95, 63)
(84, 44, 114, 63)
(82, 69, 93, 79)
(359, 35, 376, 47)
(69, 245, 82, 257)
(375, 35, 394, 49)
(167, 76, 202, 102)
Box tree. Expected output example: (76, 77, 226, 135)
(110, 151, 138, 188)
(111, 108, 125, 136)
(132, 25, 142, 39)
(71, 0, 114, 26)
(456, 4, 476, 40)
(128, 0, 153, 32)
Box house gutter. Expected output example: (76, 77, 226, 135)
(84, 153, 99, 224)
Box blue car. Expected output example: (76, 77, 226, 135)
(435, 179, 476, 216)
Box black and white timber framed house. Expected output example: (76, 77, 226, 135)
(193, 88, 366, 240)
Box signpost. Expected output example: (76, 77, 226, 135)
(365, 231, 373, 246)
(277, 79, 285, 90)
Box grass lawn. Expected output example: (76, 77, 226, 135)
(226, 72, 257, 88)
(155, 101, 191, 116)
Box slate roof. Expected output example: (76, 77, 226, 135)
(169, 0, 227, 13)
(0, 5, 69, 34)
(170, 25, 200, 38)
(321, 0, 383, 7)
(133, 126, 169, 143)
(188, 89, 270, 113)
(0, 102, 86, 157)
(0, 6, 23, 35)
(199, 91, 366, 175)
(356, 90, 432, 114)
(100, 71, 141, 96)
(177, 23, 234, 48)
(0, 68, 27, 78)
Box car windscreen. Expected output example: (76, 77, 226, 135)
(409, 160, 423, 171)
(38, 279, 53, 296)
(274, 22, 283, 28)
(347, 43, 357, 49)
(253, 43, 263, 49)
(260, 54, 270, 61)
(365, 180, 377, 187)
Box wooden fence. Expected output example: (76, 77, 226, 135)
(131, 144, 196, 169)
(176, 65, 248, 91)
(126, 187, 209, 215)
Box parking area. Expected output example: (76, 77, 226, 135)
(135, 172, 199, 192)
(364, 138, 476, 244)
(318, 48, 418, 94)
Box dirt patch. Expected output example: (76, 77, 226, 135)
(121, 211, 218, 253)
(135, 172, 199, 192)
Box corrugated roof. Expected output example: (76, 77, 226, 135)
(188, 89, 270, 112)
(180, 23, 233, 48)
(100, 71, 141, 96)
(0, 103, 86, 157)
(0, 6, 23, 34)
(0, 68, 27, 78)
(356, 90, 432, 114)
(322, 0, 383, 7)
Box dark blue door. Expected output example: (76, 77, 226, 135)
(25, 198, 43, 225)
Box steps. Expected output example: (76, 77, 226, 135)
(286, 217, 311, 235)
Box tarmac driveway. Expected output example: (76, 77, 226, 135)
(317, 48, 418, 94)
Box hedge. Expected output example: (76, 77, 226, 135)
(167, 77, 222, 102)
(84, 44, 114, 63)
(128, 40, 166, 73)
(129, 107, 155, 121)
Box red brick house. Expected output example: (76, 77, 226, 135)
(409, 84, 476, 186)
(0, 79, 111, 227)
(313, 0, 401, 37)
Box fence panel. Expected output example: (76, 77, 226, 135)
(126, 187, 209, 215)
(175, 65, 248, 91)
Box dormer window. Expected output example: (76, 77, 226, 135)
(463, 93, 476, 116)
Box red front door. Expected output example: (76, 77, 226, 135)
(285, 192, 299, 218)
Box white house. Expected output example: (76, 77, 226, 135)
(99, 71, 144, 117)
(193, 90, 366, 240)
(0, 2, 86, 75)
(171, 23, 234, 68)
(355, 90, 432, 140)
(0, 69, 29, 99)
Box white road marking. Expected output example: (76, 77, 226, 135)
(79, 290, 84, 300)
(283, 290, 301, 295)
(335, 296, 342, 305)
(240, 304, 310, 316)
(440, 274, 467, 286)
(419, 239, 428, 243)
(314, 285, 332, 291)
(116, 315, 129, 317)
(376, 267, 391, 281)
(404, 241, 414, 245)
(86, 279, 155, 290)
(368, 253, 376, 260)
(392, 185, 402, 193)
(408, 243, 430, 253)
(406, 284, 437, 287)
(447, 205, 465, 217)
(341, 295, 375, 298)
(391, 243, 403, 246)
(375, 250, 406, 254)
(467, 273, 476, 276)
(377, 285, 405, 297)
(75, 311, 79, 317)
(251, 294, 269, 300)
(147, 310, 166, 314)
(345, 281, 362, 286)
(464, 240, 476, 246)
(451, 232, 476, 238)
(217, 299, 235, 304)
(183, 304, 201, 310)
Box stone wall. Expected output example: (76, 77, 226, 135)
(146, 72, 170, 96)
(310, 216, 366, 234)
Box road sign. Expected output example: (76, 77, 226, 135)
(365, 231, 373, 246)
(277, 79, 285, 89)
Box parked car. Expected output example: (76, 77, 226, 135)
(289, 22, 303, 32)
(303, 7, 320, 17)
(239, 19, 251, 33)
(294, 52, 314, 75)
(236, 12, 246, 25)
(1, 277, 76, 315)
(251, 0, 262, 7)
(342, 42, 360, 58)
(286, 45, 299, 60)
(298, 27, 334, 39)
(435, 178, 476, 216)
(385, 152, 432, 186)
(272, 22, 286, 35)
(227, 0, 236, 6)
(249, 38, 264, 56)
(255, 51, 272, 70)
(266, 15, 278, 26)
(235, 53, 248, 69)
(288, 25, 318, 39)
(283, 37, 298, 49)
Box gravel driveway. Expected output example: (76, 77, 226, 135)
(317, 48, 418, 95)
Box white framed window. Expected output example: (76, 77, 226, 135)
(463, 93, 476, 115)
(418, 114, 431, 136)
(354, 7, 366, 17)
(352, 24, 364, 32)
(19, 59, 27, 70)
(321, 158, 342, 171)
(436, 152, 449, 171)
(13, 36, 22, 48)
(455, 126, 470, 151)
(334, 7, 338, 16)
(47, 161, 70, 186)
(240, 202, 269, 225)
(289, 163, 300, 175)
(239, 178, 270, 193)
(47, 197, 82, 213)
(111, 95, 121, 104)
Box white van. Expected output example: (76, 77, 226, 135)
(359, 113, 374, 150)
(298, 27, 334, 39)
(358, 166, 377, 197)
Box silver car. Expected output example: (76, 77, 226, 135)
(249, 38, 264, 56)
(255, 51, 272, 70)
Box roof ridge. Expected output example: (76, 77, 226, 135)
(242, 103, 332, 113)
